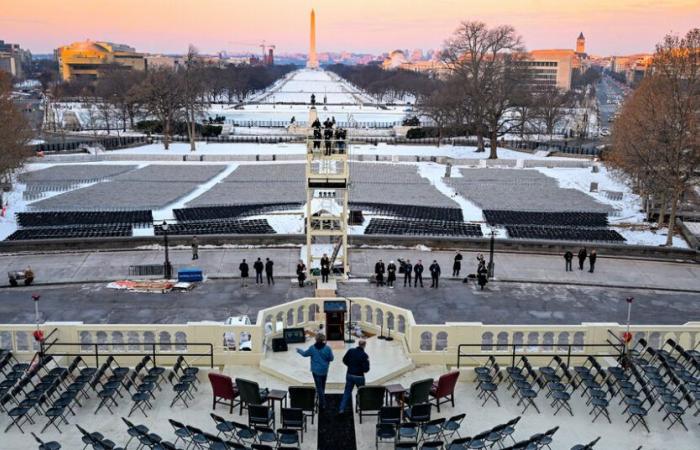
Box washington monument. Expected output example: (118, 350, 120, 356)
(307, 9, 319, 69)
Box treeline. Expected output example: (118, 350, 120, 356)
(326, 64, 439, 102)
(609, 28, 700, 246)
(50, 48, 296, 150)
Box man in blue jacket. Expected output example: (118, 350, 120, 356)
(296, 333, 334, 408)
(338, 339, 370, 414)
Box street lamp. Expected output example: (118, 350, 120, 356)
(162, 221, 172, 280)
(487, 230, 495, 279)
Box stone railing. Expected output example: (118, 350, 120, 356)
(2, 297, 698, 369)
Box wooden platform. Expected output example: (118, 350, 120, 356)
(259, 336, 415, 389)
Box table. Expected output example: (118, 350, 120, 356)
(385, 383, 406, 406)
(267, 389, 288, 409)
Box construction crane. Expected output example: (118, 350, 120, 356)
(259, 41, 276, 65)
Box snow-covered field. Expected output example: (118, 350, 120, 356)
(109, 142, 570, 160)
(8, 69, 688, 248)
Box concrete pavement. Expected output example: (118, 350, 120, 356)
(0, 247, 697, 292)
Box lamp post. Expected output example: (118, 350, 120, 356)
(344, 297, 355, 344)
(162, 220, 172, 280)
(32, 294, 41, 329)
(487, 230, 495, 279)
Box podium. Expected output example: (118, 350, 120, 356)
(323, 300, 346, 341)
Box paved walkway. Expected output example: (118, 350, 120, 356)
(0, 247, 698, 292)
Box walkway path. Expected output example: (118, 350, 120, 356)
(0, 247, 697, 292)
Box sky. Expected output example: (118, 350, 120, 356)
(2, 0, 698, 56)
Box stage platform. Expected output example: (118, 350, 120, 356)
(259, 336, 415, 389)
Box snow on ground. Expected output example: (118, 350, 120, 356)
(250, 213, 304, 235)
(109, 141, 569, 160)
(614, 227, 688, 248)
(534, 166, 643, 221)
(416, 163, 483, 222)
(151, 164, 239, 221)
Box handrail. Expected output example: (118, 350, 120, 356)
(42, 328, 60, 353)
(40, 341, 214, 368)
(456, 342, 624, 369)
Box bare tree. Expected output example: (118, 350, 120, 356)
(0, 72, 32, 201)
(182, 46, 208, 152)
(534, 86, 572, 141)
(416, 79, 462, 146)
(610, 29, 700, 245)
(134, 68, 184, 150)
(442, 21, 529, 158)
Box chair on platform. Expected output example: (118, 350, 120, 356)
(356, 386, 387, 423)
(430, 371, 460, 412)
(403, 379, 434, 407)
(235, 378, 269, 415)
(209, 372, 240, 414)
(289, 386, 316, 424)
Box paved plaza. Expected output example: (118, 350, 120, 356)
(0, 247, 696, 291)
(0, 276, 697, 325)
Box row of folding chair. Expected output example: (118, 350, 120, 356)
(448, 417, 525, 449)
(375, 405, 465, 448)
(169, 416, 300, 449)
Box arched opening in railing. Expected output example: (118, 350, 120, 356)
(420, 331, 433, 351)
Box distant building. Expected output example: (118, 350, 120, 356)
(56, 40, 145, 81)
(381, 49, 446, 75)
(525, 49, 577, 90)
(576, 32, 586, 54)
(611, 53, 653, 84)
(0, 40, 31, 79)
(143, 54, 184, 71)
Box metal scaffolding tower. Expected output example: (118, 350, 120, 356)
(305, 129, 349, 279)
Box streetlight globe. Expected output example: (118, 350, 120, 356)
(162, 221, 168, 232)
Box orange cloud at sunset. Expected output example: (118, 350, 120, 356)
(2, 0, 698, 55)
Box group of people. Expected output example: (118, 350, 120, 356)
(374, 258, 442, 288)
(297, 334, 370, 415)
(564, 247, 598, 273)
(311, 117, 347, 155)
(238, 258, 275, 287)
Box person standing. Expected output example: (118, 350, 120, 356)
(403, 259, 412, 287)
(414, 260, 424, 288)
(239, 259, 249, 287)
(191, 236, 199, 260)
(386, 261, 397, 288)
(375, 259, 385, 286)
(578, 247, 588, 271)
(589, 249, 597, 273)
(296, 260, 307, 288)
(320, 253, 330, 283)
(265, 258, 274, 285)
(253, 258, 264, 285)
(429, 260, 441, 288)
(477, 264, 488, 290)
(338, 339, 370, 414)
(296, 333, 334, 409)
(564, 251, 573, 272)
(453, 251, 463, 276)
(476, 253, 485, 267)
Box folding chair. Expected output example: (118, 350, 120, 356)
(210, 412, 236, 440)
(281, 407, 306, 442)
(31, 431, 61, 450)
(122, 417, 149, 449)
(276, 428, 299, 447)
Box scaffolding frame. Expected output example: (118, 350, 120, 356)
(305, 136, 349, 279)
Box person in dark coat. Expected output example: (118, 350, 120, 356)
(589, 249, 597, 273)
(320, 253, 330, 283)
(312, 128, 322, 150)
(413, 260, 424, 287)
(386, 261, 397, 288)
(564, 251, 573, 272)
(578, 247, 588, 270)
(191, 236, 199, 260)
(265, 258, 274, 285)
(477, 264, 488, 290)
(253, 258, 264, 285)
(323, 128, 333, 155)
(374, 259, 385, 286)
(429, 260, 441, 288)
(403, 259, 412, 287)
(453, 251, 463, 276)
(312, 118, 321, 129)
(296, 260, 306, 287)
(239, 259, 249, 287)
(338, 339, 369, 414)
